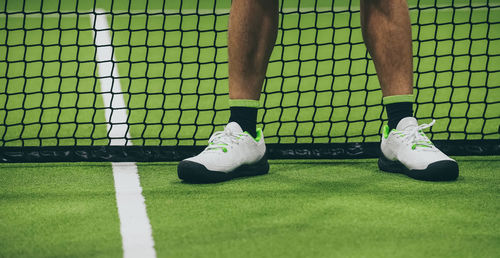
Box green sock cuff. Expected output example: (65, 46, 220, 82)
(383, 94, 414, 105)
(229, 99, 260, 108)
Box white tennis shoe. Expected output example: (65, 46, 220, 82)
(379, 117, 459, 181)
(177, 122, 268, 183)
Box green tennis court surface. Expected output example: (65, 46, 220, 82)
(1, 157, 499, 257)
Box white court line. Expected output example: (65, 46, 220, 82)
(91, 9, 131, 146)
(91, 9, 156, 258)
(112, 162, 157, 258)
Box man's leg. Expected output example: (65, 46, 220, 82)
(360, 0, 458, 181)
(360, 0, 414, 129)
(360, 0, 413, 98)
(228, 0, 279, 138)
(177, 0, 279, 183)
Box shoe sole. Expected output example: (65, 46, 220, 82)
(177, 157, 270, 183)
(378, 155, 459, 181)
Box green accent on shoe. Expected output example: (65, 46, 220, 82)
(254, 128, 263, 142)
(412, 144, 433, 150)
(229, 99, 260, 108)
(382, 94, 414, 105)
(383, 125, 391, 139)
(210, 142, 228, 146)
(244, 128, 263, 142)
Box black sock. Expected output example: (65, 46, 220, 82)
(229, 107, 258, 138)
(385, 102, 413, 130)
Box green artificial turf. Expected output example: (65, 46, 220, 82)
(0, 163, 123, 258)
(139, 156, 500, 258)
(0, 158, 498, 257)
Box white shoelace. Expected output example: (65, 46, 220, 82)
(401, 120, 436, 149)
(205, 130, 247, 152)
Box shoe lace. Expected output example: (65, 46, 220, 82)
(205, 130, 248, 153)
(401, 120, 436, 150)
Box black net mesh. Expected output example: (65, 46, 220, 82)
(0, 0, 499, 161)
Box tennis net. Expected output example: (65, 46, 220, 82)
(0, 0, 499, 162)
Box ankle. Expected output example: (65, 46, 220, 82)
(383, 95, 414, 130)
(229, 107, 258, 138)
